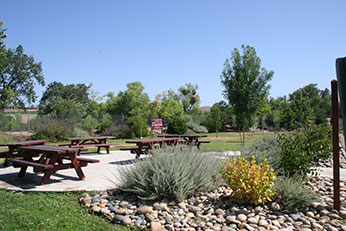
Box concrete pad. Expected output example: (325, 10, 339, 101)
(317, 167, 346, 179)
(0, 151, 139, 192)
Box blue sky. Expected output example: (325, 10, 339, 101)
(1, 1, 345, 106)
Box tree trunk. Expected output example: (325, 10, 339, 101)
(243, 125, 245, 147)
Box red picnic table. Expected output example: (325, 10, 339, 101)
(0, 140, 48, 167)
(7, 145, 99, 185)
(158, 134, 210, 149)
(120, 138, 180, 158)
(60, 136, 118, 154)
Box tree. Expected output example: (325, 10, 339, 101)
(106, 82, 150, 137)
(158, 91, 184, 121)
(220, 45, 273, 145)
(178, 83, 200, 113)
(0, 45, 45, 108)
(39, 81, 91, 115)
(204, 103, 222, 135)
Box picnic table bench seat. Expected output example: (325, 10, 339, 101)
(7, 158, 54, 170)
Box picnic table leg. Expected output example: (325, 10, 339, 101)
(3, 148, 15, 167)
(41, 154, 58, 185)
(18, 166, 28, 177)
(68, 153, 85, 179)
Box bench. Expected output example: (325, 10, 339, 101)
(7, 158, 54, 171)
(0, 151, 8, 158)
(197, 141, 211, 149)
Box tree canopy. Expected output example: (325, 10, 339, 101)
(0, 45, 45, 109)
(178, 83, 200, 112)
(220, 45, 273, 144)
(38, 81, 91, 115)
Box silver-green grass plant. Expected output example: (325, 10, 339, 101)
(118, 148, 222, 202)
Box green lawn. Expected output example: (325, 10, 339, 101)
(0, 190, 140, 231)
(0, 131, 273, 230)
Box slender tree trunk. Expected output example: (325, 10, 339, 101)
(239, 128, 242, 146)
(242, 125, 245, 147)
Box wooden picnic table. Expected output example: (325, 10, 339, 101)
(158, 134, 210, 149)
(60, 136, 118, 154)
(7, 145, 99, 185)
(0, 140, 48, 167)
(121, 138, 180, 158)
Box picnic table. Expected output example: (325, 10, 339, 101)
(0, 140, 48, 167)
(7, 145, 99, 185)
(120, 138, 180, 158)
(158, 134, 210, 149)
(60, 136, 118, 154)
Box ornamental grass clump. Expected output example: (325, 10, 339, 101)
(220, 156, 276, 205)
(118, 149, 222, 202)
(274, 175, 319, 210)
(241, 134, 281, 172)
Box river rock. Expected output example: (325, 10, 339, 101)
(137, 206, 153, 214)
(237, 214, 247, 222)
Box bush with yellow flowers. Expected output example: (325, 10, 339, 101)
(220, 156, 276, 205)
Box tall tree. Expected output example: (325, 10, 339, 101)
(178, 83, 200, 113)
(0, 45, 45, 108)
(106, 82, 150, 137)
(39, 81, 91, 115)
(205, 103, 222, 135)
(220, 45, 273, 145)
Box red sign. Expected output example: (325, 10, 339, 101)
(151, 119, 163, 134)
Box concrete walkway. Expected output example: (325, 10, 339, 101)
(0, 150, 345, 192)
(0, 151, 138, 192)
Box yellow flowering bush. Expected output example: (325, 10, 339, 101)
(220, 156, 276, 205)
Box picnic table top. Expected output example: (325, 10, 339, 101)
(17, 145, 87, 154)
(0, 140, 48, 147)
(63, 136, 116, 141)
(126, 137, 180, 144)
(158, 134, 208, 138)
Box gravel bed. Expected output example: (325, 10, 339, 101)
(80, 176, 346, 231)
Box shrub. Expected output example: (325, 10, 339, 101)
(241, 135, 281, 172)
(220, 156, 276, 205)
(31, 118, 74, 141)
(127, 115, 149, 138)
(277, 123, 332, 177)
(187, 121, 208, 133)
(102, 124, 135, 139)
(74, 128, 90, 138)
(167, 117, 188, 134)
(96, 119, 114, 134)
(118, 149, 222, 201)
(274, 175, 319, 210)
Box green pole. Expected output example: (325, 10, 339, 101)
(336, 57, 346, 147)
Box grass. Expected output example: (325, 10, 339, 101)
(0, 130, 273, 229)
(198, 131, 272, 151)
(0, 190, 139, 231)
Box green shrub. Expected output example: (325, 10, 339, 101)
(220, 156, 276, 205)
(96, 119, 114, 134)
(167, 117, 188, 134)
(187, 121, 208, 133)
(74, 128, 90, 138)
(241, 135, 281, 172)
(118, 149, 221, 201)
(274, 175, 319, 210)
(127, 115, 149, 138)
(102, 124, 135, 139)
(278, 123, 332, 177)
(31, 117, 74, 141)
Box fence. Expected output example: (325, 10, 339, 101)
(0, 111, 127, 139)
